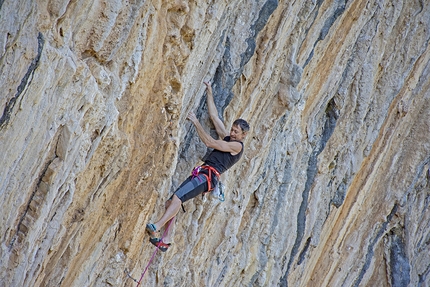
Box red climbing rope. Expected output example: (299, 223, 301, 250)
(135, 217, 175, 286)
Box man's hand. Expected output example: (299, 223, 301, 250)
(204, 81, 212, 92)
(187, 111, 198, 124)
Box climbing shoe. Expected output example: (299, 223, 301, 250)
(149, 237, 171, 252)
(145, 223, 159, 238)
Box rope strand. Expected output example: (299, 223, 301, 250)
(135, 217, 175, 286)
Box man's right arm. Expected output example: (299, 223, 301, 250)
(204, 82, 228, 138)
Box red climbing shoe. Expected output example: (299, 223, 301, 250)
(149, 237, 171, 252)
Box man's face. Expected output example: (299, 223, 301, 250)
(230, 125, 246, 141)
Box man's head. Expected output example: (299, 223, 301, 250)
(230, 119, 249, 141)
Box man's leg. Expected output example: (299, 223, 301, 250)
(162, 215, 176, 244)
(155, 198, 177, 244)
(147, 174, 207, 245)
(153, 194, 181, 233)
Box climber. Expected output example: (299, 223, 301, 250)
(145, 81, 249, 252)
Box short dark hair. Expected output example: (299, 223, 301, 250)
(233, 119, 250, 133)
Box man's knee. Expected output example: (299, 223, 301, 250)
(171, 194, 181, 204)
(166, 194, 181, 207)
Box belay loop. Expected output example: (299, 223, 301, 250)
(191, 166, 202, 178)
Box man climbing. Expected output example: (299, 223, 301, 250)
(145, 81, 249, 252)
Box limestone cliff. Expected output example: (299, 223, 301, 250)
(1, 0, 429, 286)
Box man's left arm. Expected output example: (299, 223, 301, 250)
(188, 112, 242, 155)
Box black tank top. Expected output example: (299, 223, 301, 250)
(204, 136, 244, 174)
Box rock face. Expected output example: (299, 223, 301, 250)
(1, 0, 429, 286)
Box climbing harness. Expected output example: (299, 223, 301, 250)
(191, 165, 220, 194)
(192, 165, 226, 202)
(125, 217, 175, 286)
